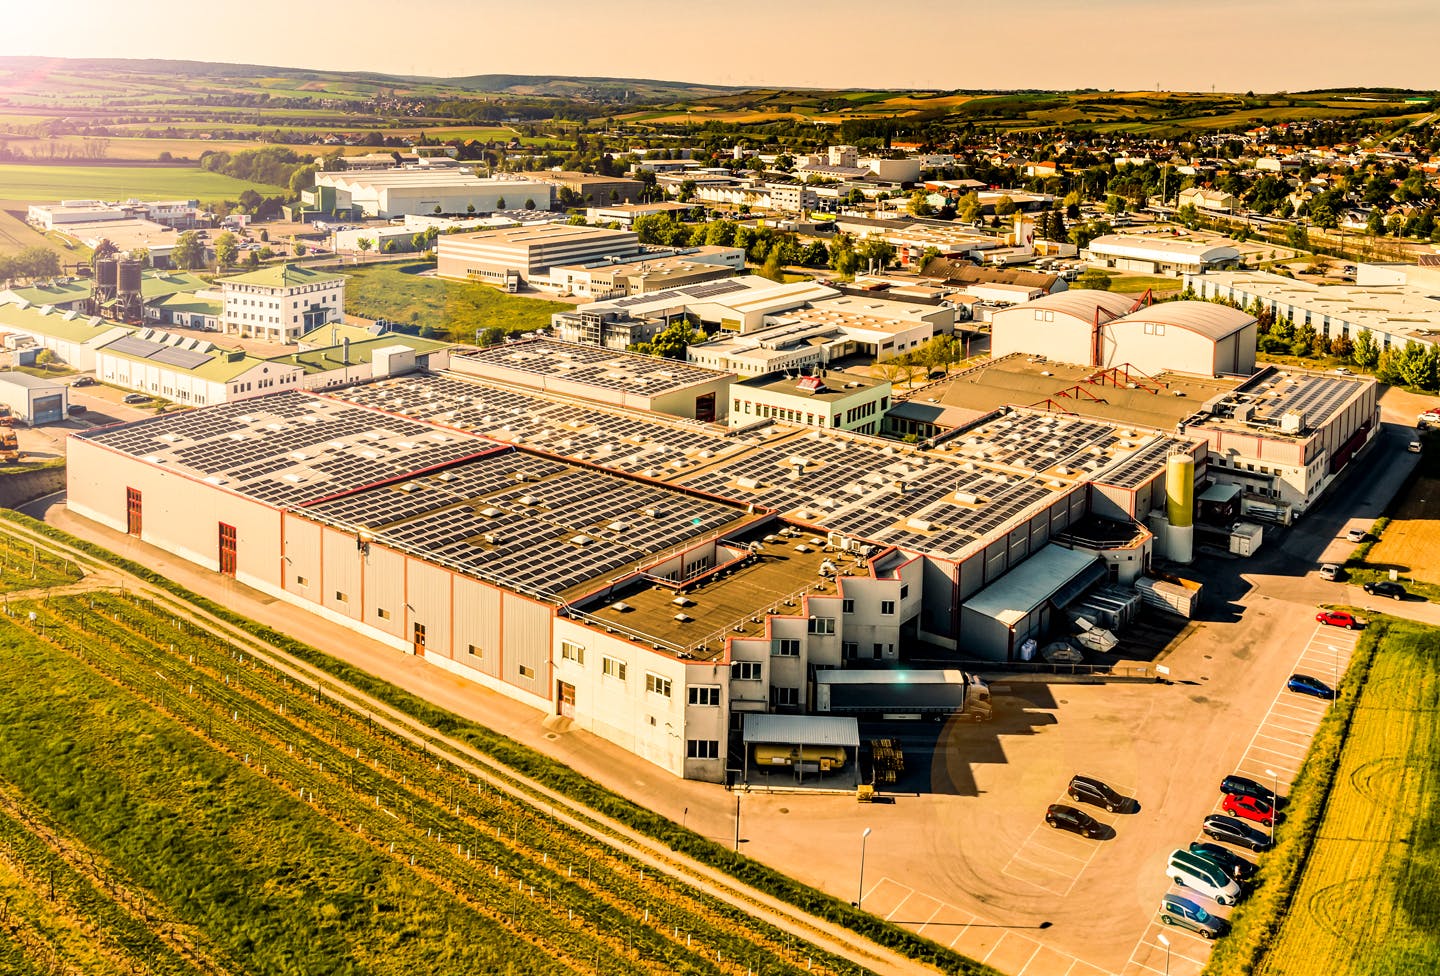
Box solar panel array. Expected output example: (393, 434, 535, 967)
(106, 333, 214, 370)
(80, 392, 492, 508)
(1096, 435, 1188, 489)
(455, 338, 725, 395)
(609, 277, 748, 309)
(330, 374, 756, 477)
(1257, 375, 1357, 428)
(304, 453, 743, 598)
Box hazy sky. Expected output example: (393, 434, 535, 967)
(3, 0, 1437, 93)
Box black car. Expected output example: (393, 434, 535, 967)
(1068, 774, 1126, 813)
(1363, 580, 1407, 600)
(1221, 774, 1284, 808)
(1203, 814, 1272, 852)
(70, 375, 97, 387)
(1189, 841, 1258, 882)
(1045, 803, 1103, 838)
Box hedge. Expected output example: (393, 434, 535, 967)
(0, 508, 1000, 976)
(1200, 617, 1382, 975)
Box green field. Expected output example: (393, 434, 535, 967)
(1070, 269, 1183, 296)
(1257, 617, 1440, 975)
(339, 261, 571, 340)
(0, 164, 285, 204)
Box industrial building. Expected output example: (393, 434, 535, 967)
(548, 246, 744, 301)
(311, 168, 553, 219)
(219, 265, 346, 342)
(0, 372, 67, 424)
(990, 293, 1258, 377)
(435, 224, 644, 292)
(1082, 235, 1242, 275)
(27, 199, 201, 231)
(1185, 268, 1440, 352)
(0, 301, 131, 371)
(514, 171, 644, 207)
(728, 372, 891, 433)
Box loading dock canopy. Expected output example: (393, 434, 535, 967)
(742, 713, 860, 749)
(963, 546, 1105, 626)
(815, 669, 972, 713)
(1199, 483, 1242, 504)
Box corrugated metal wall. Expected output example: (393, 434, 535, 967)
(454, 576, 503, 679)
(502, 593, 550, 696)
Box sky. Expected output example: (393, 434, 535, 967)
(2, 0, 1437, 94)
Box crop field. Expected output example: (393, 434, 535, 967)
(0, 204, 69, 258)
(0, 582, 868, 976)
(1362, 476, 1440, 584)
(0, 530, 82, 592)
(0, 164, 285, 204)
(1257, 617, 1440, 975)
(340, 262, 571, 340)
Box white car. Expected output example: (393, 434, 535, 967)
(1346, 528, 1366, 543)
(1169, 850, 1242, 907)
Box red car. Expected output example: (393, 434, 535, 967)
(1222, 792, 1275, 826)
(1316, 610, 1358, 629)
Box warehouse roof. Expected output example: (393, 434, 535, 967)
(1086, 235, 1241, 266)
(96, 330, 275, 383)
(1005, 290, 1137, 321)
(0, 371, 65, 391)
(453, 338, 729, 397)
(282, 335, 451, 375)
(962, 545, 1102, 626)
(742, 713, 860, 748)
(0, 300, 132, 345)
(1117, 301, 1256, 341)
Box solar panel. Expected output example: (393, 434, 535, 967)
(151, 346, 213, 369)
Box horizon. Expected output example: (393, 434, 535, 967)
(2, 0, 1439, 93)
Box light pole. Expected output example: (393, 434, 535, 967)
(1157, 932, 1171, 976)
(1266, 767, 1279, 836)
(733, 794, 741, 852)
(856, 827, 873, 909)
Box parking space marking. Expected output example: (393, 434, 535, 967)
(914, 903, 944, 935)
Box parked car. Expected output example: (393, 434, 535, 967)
(122, 393, 151, 405)
(1045, 803, 1103, 838)
(1222, 793, 1276, 827)
(1168, 849, 1242, 906)
(1189, 842, 1258, 882)
(1067, 774, 1126, 813)
(1319, 563, 1341, 581)
(1345, 528, 1367, 543)
(70, 375, 97, 387)
(1409, 440, 1423, 453)
(1221, 774, 1282, 807)
(1363, 580, 1406, 600)
(1287, 673, 1336, 700)
(66, 404, 87, 417)
(1315, 610, 1359, 629)
(1202, 814, 1273, 852)
(1158, 893, 1228, 939)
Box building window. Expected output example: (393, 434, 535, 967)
(900, 584, 909, 599)
(773, 638, 801, 657)
(807, 617, 835, 635)
(602, 656, 627, 681)
(686, 739, 720, 760)
(295, 575, 308, 586)
(731, 661, 762, 681)
(842, 599, 855, 613)
(881, 600, 896, 615)
(688, 686, 720, 706)
(335, 591, 348, 603)
(467, 644, 482, 659)
(645, 673, 672, 698)
(561, 640, 585, 665)
(377, 608, 391, 620)
(518, 664, 535, 679)
(770, 686, 800, 708)
(842, 641, 859, 659)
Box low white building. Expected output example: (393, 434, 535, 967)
(0, 372, 67, 424)
(96, 329, 305, 407)
(0, 301, 131, 371)
(436, 224, 644, 292)
(1083, 235, 1241, 275)
(728, 372, 892, 434)
(313, 168, 552, 218)
(220, 265, 346, 342)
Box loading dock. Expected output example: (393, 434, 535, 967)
(742, 713, 860, 792)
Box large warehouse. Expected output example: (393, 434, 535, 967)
(435, 225, 644, 292)
(1082, 235, 1242, 275)
(991, 293, 1257, 377)
(68, 345, 1209, 782)
(312, 168, 552, 219)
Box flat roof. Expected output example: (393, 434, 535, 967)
(962, 545, 1101, 625)
(0, 371, 65, 390)
(440, 223, 637, 249)
(0, 300, 132, 346)
(454, 338, 730, 397)
(283, 335, 451, 374)
(1191, 270, 1440, 341)
(742, 713, 860, 748)
(737, 372, 888, 402)
(1086, 234, 1240, 263)
(1200, 366, 1373, 435)
(220, 264, 343, 289)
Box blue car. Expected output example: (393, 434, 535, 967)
(1286, 673, 1335, 700)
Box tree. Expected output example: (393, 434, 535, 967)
(907, 189, 934, 217)
(524, 198, 536, 210)
(357, 238, 374, 253)
(1352, 329, 1380, 370)
(994, 195, 1018, 217)
(91, 239, 119, 265)
(855, 236, 895, 274)
(467, 202, 476, 214)
(245, 251, 261, 268)
(170, 231, 205, 271)
(759, 248, 785, 282)
(214, 231, 239, 268)
(129, 248, 151, 268)
(634, 318, 702, 359)
(496, 197, 506, 209)
(477, 326, 506, 347)
(1367, 210, 1386, 236)
(294, 240, 308, 257)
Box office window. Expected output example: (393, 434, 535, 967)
(295, 575, 308, 586)
(602, 656, 627, 681)
(731, 661, 762, 681)
(335, 591, 348, 603)
(807, 617, 835, 635)
(645, 673, 672, 698)
(773, 638, 801, 657)
(686, 739, 720, 760)
(770, 686, 800, 708)
(842, 599, 855, 613)
(517, 664, 535, 678)
(376, 608, 391, 620)
(560, 640, 585, 665)
(881, 600, 896, 615)
(842, 641, 859, 659)
(688, 686, 721, 706)
(467, 644, 482, 659)
(900, 585, 910, 599)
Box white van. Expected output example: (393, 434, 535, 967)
(1169, 849, 1242, 906)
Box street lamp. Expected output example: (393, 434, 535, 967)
(856, 827, 873, 910)
(1157, 932, 1171, 976)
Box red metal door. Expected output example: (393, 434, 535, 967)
(126, 488, 142, 536)
(218, 523, 237, 577)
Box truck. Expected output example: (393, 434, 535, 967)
(0, 405, 13, 428)
(0, 428, 20, 463)
(813, 669, 991, 722)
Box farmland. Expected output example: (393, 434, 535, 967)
(0, 579, 871, 976)
(1256, 617, 1440, 975)
(0, 164, 284, 204)
(339, 261, 571, 340)
(1363, 476, 1440, 585)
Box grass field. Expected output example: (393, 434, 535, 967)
(1070, 270, 1183, 296)
(1257, 617, 1440, 975)
(1364, 475, 1440, 584)
(0, 164, 284, 204)
(339, 262, 571, 340)
(0, 204, 66, 258)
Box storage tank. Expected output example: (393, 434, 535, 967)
(1166, 452, 1195, 563)
(94, 258, 118, 293)
(117, 259, 143, 296)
